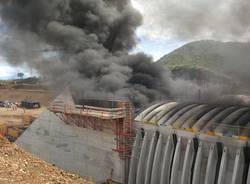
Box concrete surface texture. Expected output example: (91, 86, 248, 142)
(15, 110, 124, 182)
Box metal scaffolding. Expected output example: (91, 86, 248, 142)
(48, 88, 134, 159)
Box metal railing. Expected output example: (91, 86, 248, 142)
(49, 103, 127, 119)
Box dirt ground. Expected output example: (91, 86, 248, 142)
(0, 137, 92, 184)
(0, 85, 96, 183)
(0, 107, 46, 127)
(0, 84, 57, 126)
(0, 88, 55, 106)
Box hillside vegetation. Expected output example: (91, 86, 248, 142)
(158, 40, 250, 85)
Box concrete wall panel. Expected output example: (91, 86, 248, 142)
(16, 111, 124, 183)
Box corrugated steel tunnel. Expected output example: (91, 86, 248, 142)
(128, 102, 250, 184)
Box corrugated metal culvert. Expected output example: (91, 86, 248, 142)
(128, 102, 250, 184)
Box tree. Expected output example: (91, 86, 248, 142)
(17, 72, 24, 79)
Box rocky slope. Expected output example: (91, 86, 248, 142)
(0, 137, 91, 184)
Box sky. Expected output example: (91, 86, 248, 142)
(131, 0, 185, 60)
(131, 0, 250, 60)
(132, 33, 184, 61)
(1, 0, 249, 79)
(0, 58, 31, 79)
(0, 16, 36, 79)
(0, 1, 187, 79)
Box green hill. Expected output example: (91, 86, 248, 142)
(158, 40, 250, 84)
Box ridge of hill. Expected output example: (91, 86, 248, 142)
(158, 40, 250, 85)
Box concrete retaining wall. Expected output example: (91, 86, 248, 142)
(16, 111, 124, 182)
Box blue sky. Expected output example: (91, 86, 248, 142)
(133, 33, 184, 61)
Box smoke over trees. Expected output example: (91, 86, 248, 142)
(0, 0, 171, 107)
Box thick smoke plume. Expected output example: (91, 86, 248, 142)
(135, 0, 250, 41)
(0, 0, 171, 107)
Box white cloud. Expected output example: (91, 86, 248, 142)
(0, 56, 35, 79)
(131, 0, 144, 13)
(132, 0, 250, 42)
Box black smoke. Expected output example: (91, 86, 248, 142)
(0, 0, 171, 107)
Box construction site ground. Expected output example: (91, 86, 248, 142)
(0, 85, 92, 183)
(0, 137, 91, 184)
(0, 107, 45, 125)
(0, 84, 54, 138)
(0, 83, 57, 126)
(0, 87, 53, 106)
